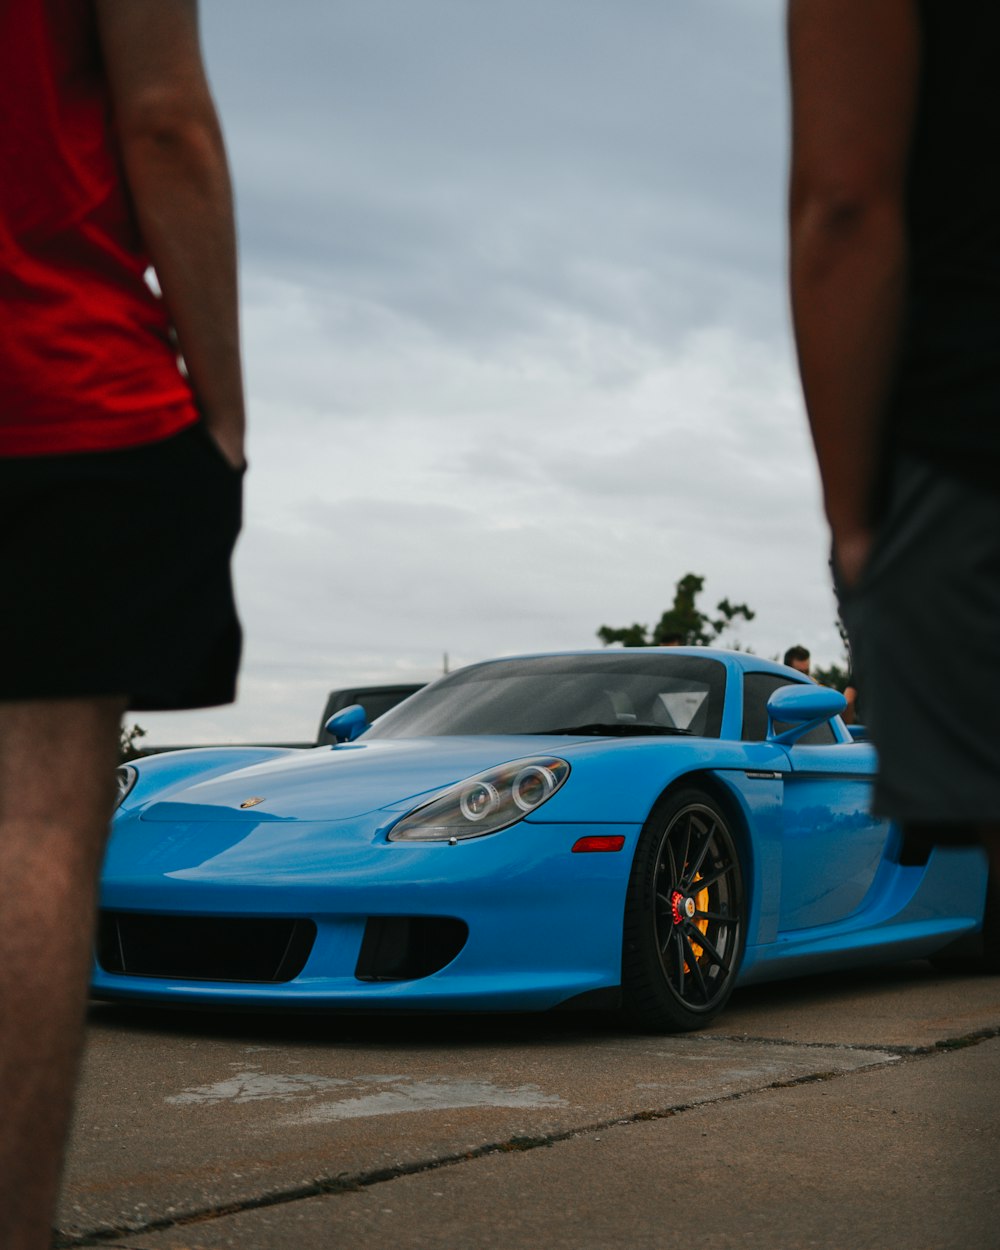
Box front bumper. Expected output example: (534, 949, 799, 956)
(92, 816, 641, 1011)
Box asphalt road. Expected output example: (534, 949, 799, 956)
(57, 961, 1000, 1249)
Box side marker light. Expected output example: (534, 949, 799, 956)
(571, 836, 626, 853)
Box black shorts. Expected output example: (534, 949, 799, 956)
(0, 422, 243, 710)
(837, 454, 1000, 827)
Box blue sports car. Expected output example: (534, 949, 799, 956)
(95, 649, 993, 1032)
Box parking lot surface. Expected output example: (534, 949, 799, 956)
(58, 961, 1000, 1249)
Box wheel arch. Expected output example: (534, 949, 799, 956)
(638, 768, 755, 890)
(639, 767, 767, 960)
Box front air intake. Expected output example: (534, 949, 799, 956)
(96, 912, 316, 983)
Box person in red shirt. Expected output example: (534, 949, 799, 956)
(0, 4, 245, 1246)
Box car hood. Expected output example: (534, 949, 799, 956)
(136, 736, 582, 824)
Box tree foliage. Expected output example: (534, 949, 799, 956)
(812, 660, 850, 690)
(597, 573, 755, 649)
(813, 617, 852, 691)
(119, 722, 146, 763)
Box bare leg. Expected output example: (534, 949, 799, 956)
(0, 697, 125, 1250)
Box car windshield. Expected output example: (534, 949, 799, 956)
(364, 654, 726, 739)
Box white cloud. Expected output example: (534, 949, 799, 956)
(135, 0, 842, 748)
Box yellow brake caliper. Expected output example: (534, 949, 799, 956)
(670, 875, 711, 971)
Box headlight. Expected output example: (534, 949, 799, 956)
(388, 756, 570, 842)
(114, 764, 138, 810)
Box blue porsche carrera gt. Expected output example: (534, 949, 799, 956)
(95, 649, 993, 1032)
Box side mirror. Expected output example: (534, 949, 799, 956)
(766, 684, 846, 746)
(324, 703, 370, 744)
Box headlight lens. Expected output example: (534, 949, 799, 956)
(459, 781, 500, 822)
(114, 764, 138, 810)
(388, 756, 570, 841)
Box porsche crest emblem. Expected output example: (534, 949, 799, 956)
(239, 796, 266, 809)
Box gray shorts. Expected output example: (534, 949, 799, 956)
(838, 454, 1000, 826)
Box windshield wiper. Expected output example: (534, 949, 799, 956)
(531, 722, 692, 737)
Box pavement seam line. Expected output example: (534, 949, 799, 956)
(53, 1027, 1000, 1248)
(709, 1023, 1000, 1055)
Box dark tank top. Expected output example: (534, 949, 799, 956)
(887, 0, 1000, 479)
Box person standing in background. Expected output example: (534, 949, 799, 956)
(0, 4, 245, 1246)
(783, 645, 811, 676)
(787, 0, 999, 957)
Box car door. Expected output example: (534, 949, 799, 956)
(742, 672, 892, 932)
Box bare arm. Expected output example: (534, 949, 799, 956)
(787, 0, 920, 586)
(96, 0, 245, 468)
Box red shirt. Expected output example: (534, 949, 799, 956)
(0, 0, 198, 457)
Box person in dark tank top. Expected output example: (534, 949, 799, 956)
(787, 0, 1000, 961)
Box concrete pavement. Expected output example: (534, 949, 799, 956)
(56, 961, 1000, 1248)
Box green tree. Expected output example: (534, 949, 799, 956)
(813, 617, 851, 690)
(597, 573, 755, 649)
(118, 722, 147, 763)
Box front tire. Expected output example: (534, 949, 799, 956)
(622, 788, 746, 1032)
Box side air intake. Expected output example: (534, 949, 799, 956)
(355, 916, 468, 981)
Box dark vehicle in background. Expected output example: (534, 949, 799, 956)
(133, 683, 427, 759)
(316, 683, 425, 744)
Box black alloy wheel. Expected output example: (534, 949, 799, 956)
(622, 788, 746, 1032)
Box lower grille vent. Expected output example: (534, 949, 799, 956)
(355, 916, 468, 981)
(97, 912, 316, 983)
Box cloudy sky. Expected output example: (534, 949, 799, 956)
(138, 0, 841, 746)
